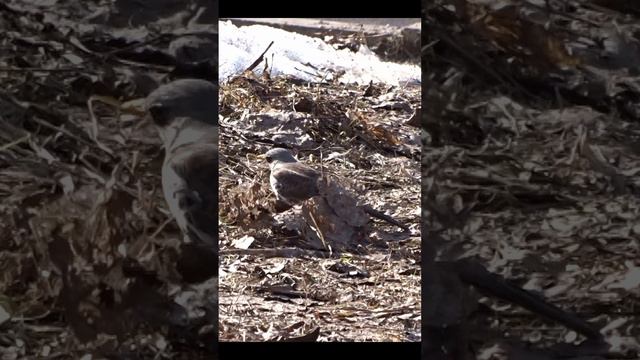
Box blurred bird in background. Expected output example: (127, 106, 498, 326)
(145, 78, 218, 283)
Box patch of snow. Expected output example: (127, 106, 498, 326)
(219, 20, 420, 86)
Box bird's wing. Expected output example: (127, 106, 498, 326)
(162, 141, 218, 250)
(271, 163, 320, 203)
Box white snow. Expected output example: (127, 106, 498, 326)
(219, 20, 420, 86)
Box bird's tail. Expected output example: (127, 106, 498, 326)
(362, 205, 410, 231)
(450, 259, 602, 340)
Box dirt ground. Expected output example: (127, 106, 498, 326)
(217, 33, 421, 341)
(424, 1, 640, 358)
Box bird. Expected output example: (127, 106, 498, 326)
(145, 78, 218, 283)
(259, 147, 321, 206)
(259, 147, 409, 231)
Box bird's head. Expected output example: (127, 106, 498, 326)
(146, 78, 217, 128)
(260, 148, 298, 166)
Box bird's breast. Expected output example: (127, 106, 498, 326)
(161, 161, 190, 232)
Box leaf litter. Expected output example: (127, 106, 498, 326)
(0, 0, 217, 358)
(425, 1, 640, 358)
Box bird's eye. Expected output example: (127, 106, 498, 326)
(266, 156, 272, 162)
(148, 103, 170, 126)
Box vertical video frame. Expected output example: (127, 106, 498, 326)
(218, 18, 422, 342)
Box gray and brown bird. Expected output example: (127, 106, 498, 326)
(145, 78, 218, 283)
(259, 148, 321, 206)
(259, 147, 409, 231)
